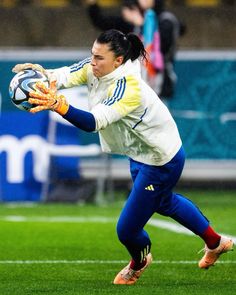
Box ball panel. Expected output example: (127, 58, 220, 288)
(17, 101, 34, 111)
(9, 69, 49, 111)
(13, 87, 27, 101)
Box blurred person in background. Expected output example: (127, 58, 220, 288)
(86, 0, 143, 34)
(152, 0, 186, 98)
(136, 0, 164, 97)
(13, 29, 233, 285)
(86, 0, 186, 99)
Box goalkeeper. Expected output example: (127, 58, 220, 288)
(13, 29, 233, 285)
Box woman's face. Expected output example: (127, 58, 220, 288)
(138, 0, 154, 10)
(90, 41, 123, 78)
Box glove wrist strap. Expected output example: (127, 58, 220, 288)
(54, 95, 69, 115)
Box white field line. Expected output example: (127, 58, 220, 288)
(1, 215, 236, 243)
(0, 260, 235, 265)
(1, 216, 116, 223)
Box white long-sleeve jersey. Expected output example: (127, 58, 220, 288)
(50, 58, 182, 166)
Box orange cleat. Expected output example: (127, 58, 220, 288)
(198, 236, 234, 269)
(113, 253, 153, 285)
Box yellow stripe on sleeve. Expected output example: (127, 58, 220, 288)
(66, 58, 91, 87)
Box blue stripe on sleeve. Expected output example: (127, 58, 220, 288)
(70, 58, 91, 73)
(132, 108, 148, 130)
(63, 105, 96, 132)
(104, 77, 126, 106)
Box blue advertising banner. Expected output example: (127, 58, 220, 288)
(0, 111, 49, 201)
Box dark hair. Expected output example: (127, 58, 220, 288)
(122, 0, 138, 9)
(123, 0, 164, 16)
(96, 29, 147, 64)
(153, 0, 165, 15)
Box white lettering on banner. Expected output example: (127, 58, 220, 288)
(0, 135, 49, 183)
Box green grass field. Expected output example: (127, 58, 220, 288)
(0, 189, 235, 295)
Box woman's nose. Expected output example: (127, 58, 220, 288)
(90, 57, 96, 66)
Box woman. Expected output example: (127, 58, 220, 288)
(86, 0, 143, 35)
(137, 0, 164, 95)
(13, 29, 233, 285)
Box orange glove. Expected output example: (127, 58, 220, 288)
(29, 80, 69, 115)
(12, 62, 57, 82)
(12, 63, 47, 76)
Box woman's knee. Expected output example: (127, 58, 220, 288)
(116, 221, 131, 244)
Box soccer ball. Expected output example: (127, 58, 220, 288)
(9, 69, 49, 111)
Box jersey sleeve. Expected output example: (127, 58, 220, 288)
(48, 57, 91, 89)
(91, 75, 142, 130)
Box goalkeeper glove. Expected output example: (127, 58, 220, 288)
(12, 63, 56, 82)
(12, 63, 47, 75)
(29, 80, 69, 115)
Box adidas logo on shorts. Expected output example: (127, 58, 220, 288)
(145, 185, 154, 191)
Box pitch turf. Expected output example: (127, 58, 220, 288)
(0, 189, 235, 295)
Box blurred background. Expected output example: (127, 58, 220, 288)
(0, 0, 236, 48)
(0, 0, 236, 203)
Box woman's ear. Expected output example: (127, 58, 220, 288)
(115, 56, 124, 68)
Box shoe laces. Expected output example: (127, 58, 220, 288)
(122, 267, 139, 281)
(198, 248, 205, 254)
(198, 245, 208, 254)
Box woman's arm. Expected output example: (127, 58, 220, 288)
(87, 2, 134, 34)
(63, 105, 96, 132)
